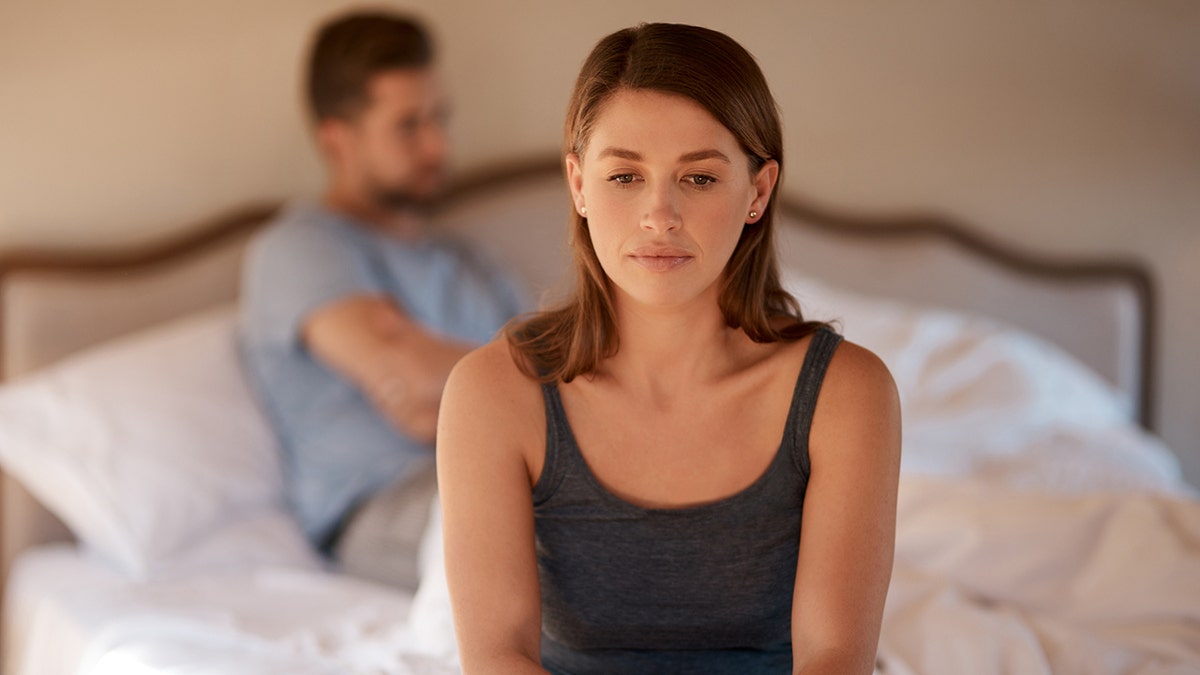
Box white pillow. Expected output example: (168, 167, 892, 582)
(782, 272, 1185, 490)
(783, 271, 1130, 431)
(0, 306, 318, 578)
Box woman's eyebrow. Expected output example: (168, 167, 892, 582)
(597, 147, 641, 161)
(595, 147, 731, 163)
(678, 149, 731, 163)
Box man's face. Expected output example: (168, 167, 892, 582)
(336, 68, 450, 211)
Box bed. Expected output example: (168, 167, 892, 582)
(0, 157, 1196, 675)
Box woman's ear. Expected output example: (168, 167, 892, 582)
(565, 153, 587, 217)
(748, 159, 780, 222)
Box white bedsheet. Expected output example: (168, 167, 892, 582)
(5, 547, 456, 675)
(8, 434, 1198, 675)
(881, 476, 1200, 674)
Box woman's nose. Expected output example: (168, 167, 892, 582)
(641, 182, 681, 233)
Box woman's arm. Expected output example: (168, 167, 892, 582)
(437, 340, 550, 674)
(791, 341, 902, 675)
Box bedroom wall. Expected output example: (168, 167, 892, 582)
(1, 1, 1197, 485)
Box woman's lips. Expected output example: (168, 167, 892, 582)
(628, 246, 693, 272)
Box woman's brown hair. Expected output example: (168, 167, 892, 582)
(509, 23, 825, 382)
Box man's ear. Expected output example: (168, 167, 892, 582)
(565, 153, 587, 217)
(315, 117, 350, 165)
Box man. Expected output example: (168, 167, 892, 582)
(237, 10, 526, 587)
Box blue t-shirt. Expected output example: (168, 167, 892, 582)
(237, 201, 527, 548)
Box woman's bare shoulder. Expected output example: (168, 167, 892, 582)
(825, 337, 895, 392)
(441, 338, 545, 438)
(439, 337, 548, 486)
(809, 336, 902, 460)
(446, 338, 542, 406)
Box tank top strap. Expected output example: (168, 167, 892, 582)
(533, 328, 843, 503)
(787, 328, 843, 478)
(533, 380, 572, 505)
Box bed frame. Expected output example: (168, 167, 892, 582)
(0, 156, 1155, 638)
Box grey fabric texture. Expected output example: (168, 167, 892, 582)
(532, 328, 842, 675)
(333, 457, 438, 592)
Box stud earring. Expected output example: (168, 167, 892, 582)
(580, 206, 587, 216)
(749, 210, 758, 219)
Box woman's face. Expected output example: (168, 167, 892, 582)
(566, 88, 777, 314)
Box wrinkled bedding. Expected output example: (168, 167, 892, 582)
(5, 278, 1198, 674)
(11, 448, 1197, 675)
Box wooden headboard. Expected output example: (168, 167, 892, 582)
(0, 156, 1156, 605)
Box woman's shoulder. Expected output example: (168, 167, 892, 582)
(822, 335, 895, 394)
(440, 338, 548, 484)
(773, 327, 892, 401)
(807, 334, 901, 456)
(443, 337, 547, 430)
(769, 329, 898, 422)
(448, 337, 542, 398)
(762, 326, 882, 375)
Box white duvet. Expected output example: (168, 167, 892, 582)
(13, 454, 1197, 675)
(5, 280, 1199, 675)
(883, 476, 1200, 674)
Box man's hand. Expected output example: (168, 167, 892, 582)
(303, 294, 475, 443)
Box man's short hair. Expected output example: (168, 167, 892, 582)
(306, 10, 434, 122)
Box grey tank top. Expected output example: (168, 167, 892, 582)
(532, 328, 843, 675)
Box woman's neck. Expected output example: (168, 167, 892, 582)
(600, 292, 746, 398)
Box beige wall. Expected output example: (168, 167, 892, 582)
(1, 1, 1197, 484)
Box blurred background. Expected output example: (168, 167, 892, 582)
(0, 0, 1196, 484)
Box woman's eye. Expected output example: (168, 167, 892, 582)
(687, 174, 716, 187)
(608, 174, 636, 185)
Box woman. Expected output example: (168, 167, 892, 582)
(437, 22, 901, 675)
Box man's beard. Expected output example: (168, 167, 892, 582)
(367, 165, 444, 215)
(370, 186, 434, 215)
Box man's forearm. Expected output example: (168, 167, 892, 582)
(364, 336, 473, 442)
(303, 294, 474, 441)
